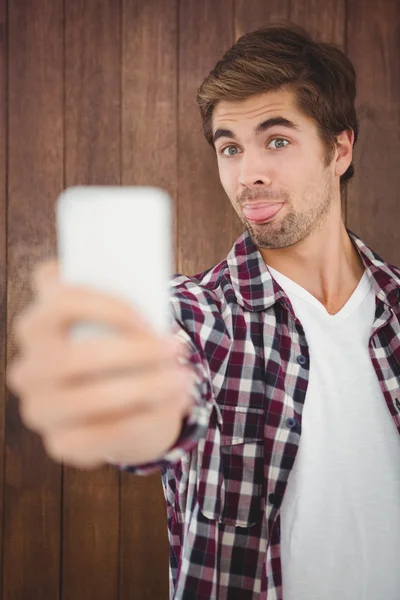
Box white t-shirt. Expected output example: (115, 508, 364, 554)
(267, 266, 400, 600)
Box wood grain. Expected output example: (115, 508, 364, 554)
(63, 1, 121, 599)
(178, 0, 240, 276)
(1, 2, 400, 599)
(290, 0, 346, 46)
(290, 0, 347, 220)
(4, 0, 64, 598)
(120, 0, 177, 597)
(346, 0, 400, 264)
(234, 0, 290, 39)
(0, 0, 6, 596)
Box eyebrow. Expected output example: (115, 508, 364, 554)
(212, 116, 299, 145)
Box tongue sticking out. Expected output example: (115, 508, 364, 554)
(242, 202, 284, 223)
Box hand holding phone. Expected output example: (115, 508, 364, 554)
(6, 186, 194, 469)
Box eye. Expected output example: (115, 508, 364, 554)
(220, 145, 240, 157)
(268, 138, 289, 149)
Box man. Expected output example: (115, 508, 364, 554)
(7, 23, 400, 600)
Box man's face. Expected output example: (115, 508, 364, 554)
(212, 88, 343, 250)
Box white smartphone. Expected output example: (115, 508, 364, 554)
(56, 185, 173, 339)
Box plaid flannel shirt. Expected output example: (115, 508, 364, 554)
(122, 229, 400, 600)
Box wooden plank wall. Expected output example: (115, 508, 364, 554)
(0, 0, 6, 594)
(120, 1, 177, 596)
(5, 2, 63, 600)
(62, 2, 121, 599)
(0, 1, 399, 599)
(347, 0, 400, 264)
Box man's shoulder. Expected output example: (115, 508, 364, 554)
(369, 250, 400, 290)
(168, 257, 238, 330)
(349, 230, 400, 292)
(169, 257, 230, 303)
(387, 261, 400, 280)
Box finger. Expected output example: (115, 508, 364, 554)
(8, 332, 187, 393)
(19, 364, 195, 431)
(32, 259, 60, 297)
(13, 285, 148, 349)
(51, 335, 183, 385)
(42, 400, 192, 469)
(56, 334, 189, 381)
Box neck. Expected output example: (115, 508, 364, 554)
(258, 205, 365, 315)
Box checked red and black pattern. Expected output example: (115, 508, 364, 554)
(122, 229, 400, 600)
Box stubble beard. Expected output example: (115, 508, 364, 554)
(241, 173, 334, 250)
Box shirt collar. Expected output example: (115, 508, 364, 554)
(227, 229, 400, 312)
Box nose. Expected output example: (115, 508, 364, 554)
(238, 151, 272, 188)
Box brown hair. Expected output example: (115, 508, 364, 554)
(196, 23, 358, 186)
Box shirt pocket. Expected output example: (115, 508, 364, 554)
(197, 404, 265, 528)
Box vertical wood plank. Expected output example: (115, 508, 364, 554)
(178, 0, 238, 276)
(290, 0, 346, 46)
(234, 0, 290, 39)
(346, 0, 400, 264)
(120, 0, 177, 597)
(63, 1, 121, 599)
(5, 0, 64, 598)
(290, 0, 347, 220)
(0, 0, 6, 596)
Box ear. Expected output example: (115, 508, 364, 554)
(335, 129, 354, 177)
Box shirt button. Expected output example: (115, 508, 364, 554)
(268, 493, 281, 507)
(297, 354, 307, 366)
(285, 417, 297, 429)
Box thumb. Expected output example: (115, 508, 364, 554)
(32, 258, 60, 297)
